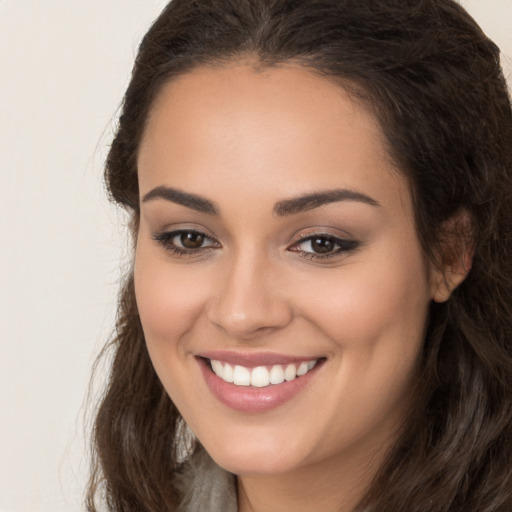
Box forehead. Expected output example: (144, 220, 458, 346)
(143, 61, 383, 151)
(137, 62, 409, 214)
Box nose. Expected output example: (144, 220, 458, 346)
(206, 250, 294, 340)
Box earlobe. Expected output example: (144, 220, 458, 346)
(430, 210, 474, 303)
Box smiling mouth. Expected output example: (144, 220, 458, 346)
(207, 358, 321, 388)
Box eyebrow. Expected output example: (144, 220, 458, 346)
(142, 186, 218, 215)
(273, 189, 380, 216)
(141, 185, 379, 216)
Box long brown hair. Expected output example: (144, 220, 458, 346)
(87, 1, 512, 510)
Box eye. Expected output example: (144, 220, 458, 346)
(289, 233, 359, 260)
(152, 229, 220, 257)
(175, 231, 207, 249)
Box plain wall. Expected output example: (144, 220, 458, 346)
(0, 1, 510, 511)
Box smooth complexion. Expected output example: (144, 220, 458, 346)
(135, 63, 448, 512)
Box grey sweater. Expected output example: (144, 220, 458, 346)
(176, 448, 238, 512)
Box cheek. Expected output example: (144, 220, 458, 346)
(294, 254, 430, 444)
(133, 244, 206, 349)
(299, 248, 431, 358)
(133, 244, 213, 418)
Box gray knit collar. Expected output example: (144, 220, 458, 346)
(176, 446, 238, 512)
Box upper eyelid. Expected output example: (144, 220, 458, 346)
(290, 231, 354, 245)
(158, 229, 218, 242)
(290, 224, 355, 239)
(294, 232, 343, 240)
(153, 226, 219, 240)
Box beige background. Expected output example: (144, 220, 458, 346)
(0, 1, 510, 511)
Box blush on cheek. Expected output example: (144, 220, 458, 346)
(134, 245, 216, 355)
(307, 265, 429, 352)
(136, 277, 193, 342)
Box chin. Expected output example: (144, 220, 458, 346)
(211, 451, 301, 476)
(198, 429, 313, 476)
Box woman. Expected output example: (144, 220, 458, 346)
(87, 0, 512, 510)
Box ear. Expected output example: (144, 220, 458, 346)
(430, 209, 474, 303)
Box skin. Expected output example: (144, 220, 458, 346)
(135, 62, 450, 512)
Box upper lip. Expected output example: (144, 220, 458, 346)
(196, 350, 323, 368)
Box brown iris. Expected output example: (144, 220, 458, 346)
(180, 231, 205, 249)
(311, 237, 335, 254)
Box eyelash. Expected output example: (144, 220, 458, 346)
(152, 229, 360, 260)
(289, 233, 360, 260)
(152, 230, 220, 258)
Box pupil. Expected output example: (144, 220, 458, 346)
(311, 237, 334, 254)
(181, 232, 204, 249)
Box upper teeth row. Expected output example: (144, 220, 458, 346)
(210, 359, 318, 388)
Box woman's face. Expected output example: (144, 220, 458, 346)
(135, 63, 440, 477)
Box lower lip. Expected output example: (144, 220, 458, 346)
(197, 358, 322, 413)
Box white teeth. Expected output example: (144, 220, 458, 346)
(223, 363, 234, 383)
(233, 365, 251, 386)
(209, 358, 319, 387)
(284, 364, 296, 381)
(251, 366, 270, 388)
(297, 362, 309, 376)
(211, 359, 223, 376)
(269, 365, 285, 385)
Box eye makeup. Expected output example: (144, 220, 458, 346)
(288, 232, 360, 260)
(152, 227, 360, 262)
(152, 229, 220, 258)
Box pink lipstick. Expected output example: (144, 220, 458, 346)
(196, 352, 324, 413)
